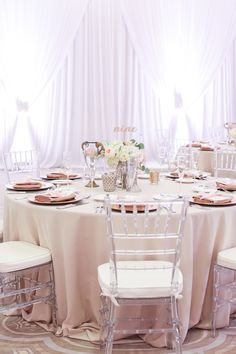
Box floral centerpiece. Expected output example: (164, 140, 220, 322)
(104, 139, 145, 167)
(103, 139, 145, 190)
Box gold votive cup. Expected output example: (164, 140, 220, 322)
(149, 170, 159, 184)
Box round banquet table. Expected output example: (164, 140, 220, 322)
(197, 143, 236, 176)
(3, 177, 236, 347)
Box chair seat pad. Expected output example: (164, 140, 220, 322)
(217, 247, 236, 270)
(98, 260, 183, 299)
(0, 241, 52, 272)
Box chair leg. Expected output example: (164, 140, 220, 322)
(100, 295, 109, 349)
(49, 265, 57, 331)
(105, 299, 116, 354)
(171, 296, 182, 354)
(211, 264, 219, 338)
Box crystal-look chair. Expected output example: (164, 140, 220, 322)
(98, 196, 189, 354)
(0, 241, 57, 328)
(214, 149, 236, 178)
(2, 150, 40, 183)
(212, 247, 236, 337)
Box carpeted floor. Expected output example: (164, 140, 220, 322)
(0, 315, 236, 353)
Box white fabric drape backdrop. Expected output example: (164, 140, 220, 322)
(1, 0, 236, 167)
(120, 0, 236, 141)
(0, 0, 89, 164)
(30, 0, 162, 166)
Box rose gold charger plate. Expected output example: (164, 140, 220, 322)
(28, 194, 86, 206)
(190, 195, 236, 207)
(6, 182, 53, 192)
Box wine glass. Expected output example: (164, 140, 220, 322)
(127, 157, 141, 192)
(81, 141, 100, 188)
(177, 156, 186, 196)
(63, 151, 72, 189)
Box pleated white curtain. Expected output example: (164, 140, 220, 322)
(30, 0, 162, 166)
(120, 0, 236, 141)
(1, 0, 236, 167)
(0, 0, 89, 161)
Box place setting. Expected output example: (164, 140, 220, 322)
(6, 180, 54, 192)
(215, 178, 236, 192)
(28, 189, 90, 207)
(41, 171, 82, 181)
(190, 192, 236, 207)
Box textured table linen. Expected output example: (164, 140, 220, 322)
(3, 178, 236, 347)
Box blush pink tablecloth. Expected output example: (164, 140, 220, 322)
(3, 178, 236, 347)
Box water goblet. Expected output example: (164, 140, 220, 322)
(63, 151, 72, 189)
(177, 156, 186, 196)
(81, 141, 104, 188)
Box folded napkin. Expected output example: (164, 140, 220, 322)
(170, 170, 180, 177)
(46, 172, 77, 179)
(13, 181, 42, 190)
(200, 145, 214, 151)
(216, 180, 236, 191)
(191, 142, 202, 148)
(112, 203, 155, 212)
(170, 170, 193, 178)
(192, 193, 233, 205)
(35, 192, 76, 203)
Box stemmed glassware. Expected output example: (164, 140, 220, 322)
(81, 141, 104, 188)
(177, 156, 186, 196)
(62, 151, 73, 189)
(127, 157, 141, 192)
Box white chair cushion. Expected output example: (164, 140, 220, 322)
(0, 241, 52, 272)
(98, 260, 183, 299)
(217, 247, 236, 270)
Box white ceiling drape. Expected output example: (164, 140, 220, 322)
(1, 0, 236, 167)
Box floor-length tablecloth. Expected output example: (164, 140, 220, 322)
(3, 178, 236, 347)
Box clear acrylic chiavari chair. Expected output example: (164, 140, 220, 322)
(2, 150, 40, 183)
(0, 241, 57, 330)
(214, 149, 236, 178)
(98, 195, 189, 354)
